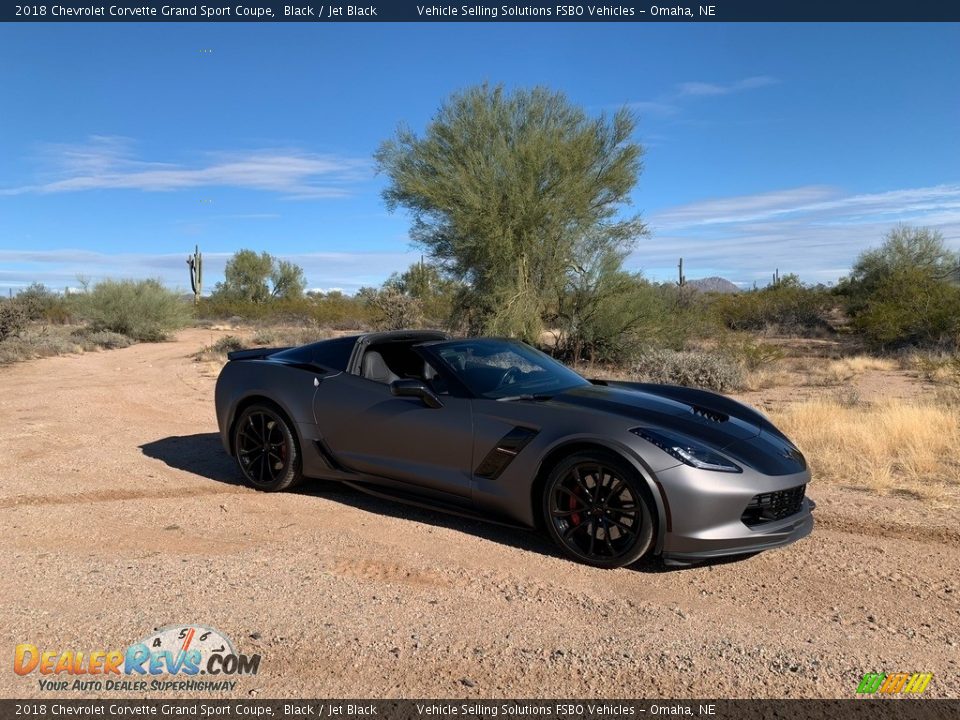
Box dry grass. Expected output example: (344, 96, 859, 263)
(900, 350, 960, 384)
(192, 325, 338, 363)
(0, 325, 132, 365)
(799, 355, 896, 386)
(249, 324, 336, 347)
(741, 366, 795, 391)
(771, 398, 960, 498)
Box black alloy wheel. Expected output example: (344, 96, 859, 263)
(233, 404, 302, 491)
(543, 452, 654, 568)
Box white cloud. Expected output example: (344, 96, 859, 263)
(635, 183, 960, 284)
(626, 101, 680, 116)
(0, 248, 420, 295)
(625, 75, 779, 119)
(0, 136, 369, 198)
(676, 76, 778, 98)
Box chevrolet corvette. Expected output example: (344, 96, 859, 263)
(215, 330, 813, 568)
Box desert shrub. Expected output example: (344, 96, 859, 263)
(720, 337, 786, 371)
(903, 350, 960, 384)
(213, 335, 245, 353)
(631, 349, 744, 392)
(0, 325, 75, 363)
(365, 287, 423, 331)
(84, 330, 134, 350)
(0, 324, 133, 365)
(0, 299, 27, 342)
(849, 267, 960, 350)
(840, 226, 958, 314)
(554, 272, 668, 364)
(15, 283, 73, 324)
(713, 275, 831, 334)
(70, 327, 135, 350)
(194, 335, 245, 363)
(839, 227, 960, 349)
(251, 325, 336, 347)
(79, 279, 191, 341)
(250, 329, 276, 345)
(197, 293, 374, 329)
(383, 261, 459, 327)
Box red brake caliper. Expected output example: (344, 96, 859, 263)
(569, 488, 582, 526)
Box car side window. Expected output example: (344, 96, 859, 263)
(310, 338, 355, 371)
(360, 342, 436, 385)
(272, 336, 357, 372)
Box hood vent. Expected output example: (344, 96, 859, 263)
(690, 405, 728, 423)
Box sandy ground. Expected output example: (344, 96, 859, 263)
(1, 329, 958, 699)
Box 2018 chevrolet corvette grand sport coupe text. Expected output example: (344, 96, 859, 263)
(215, 331, 814, 568)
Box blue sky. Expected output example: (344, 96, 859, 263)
(0, 22, 958, 294)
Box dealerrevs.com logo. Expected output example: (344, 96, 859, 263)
(14, 624, 261, 692)
(856, 672, 933, 695)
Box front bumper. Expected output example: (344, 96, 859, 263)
(655, 462, 814, 564)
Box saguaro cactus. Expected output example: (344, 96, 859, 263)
(677, 257, 687, 288)
(187, 245, 203, 304)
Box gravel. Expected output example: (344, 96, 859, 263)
(0, 329, 957, 699)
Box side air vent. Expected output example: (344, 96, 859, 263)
(690, 405, 728, 423)
(475, 427, 538, 480)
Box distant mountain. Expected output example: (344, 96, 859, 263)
(687, 277, 741, 294)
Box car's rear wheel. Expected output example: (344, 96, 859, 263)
(233, 404, 302, 491)
(542, 452, 654, 569)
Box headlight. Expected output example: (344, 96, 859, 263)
(630, 428, 742, 473)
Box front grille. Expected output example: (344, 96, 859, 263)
(741, 485, 806, 527)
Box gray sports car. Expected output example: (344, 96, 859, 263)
(215, 330, 813, 568)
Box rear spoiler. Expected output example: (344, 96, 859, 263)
(226, 347, 291, 361)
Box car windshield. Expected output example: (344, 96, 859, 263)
(423, 339, 589, 400)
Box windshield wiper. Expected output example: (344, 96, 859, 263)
(496, 393, 553, 402)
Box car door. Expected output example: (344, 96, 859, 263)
(311, 370, 474, 499)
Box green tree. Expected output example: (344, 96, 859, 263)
(384, 260, 460, 326)
(80, 278, 191, 342)
(553, 231, 660, 363)
(376, 84, 645, 342)
(271, 259, 306, 300)
(840, 226, 960, 349)
(852, 266, 960, 349)
(841, 226, 959, 312)
(214, 250, 306, 303)
(714, 274, 831, 334)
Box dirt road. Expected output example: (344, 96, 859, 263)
(1, 330, 957, 698)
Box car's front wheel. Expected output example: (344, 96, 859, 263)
(543, 452, 654, 568)
(233, 403, 303, 491)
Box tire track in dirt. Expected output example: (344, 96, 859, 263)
(814, 510, 960, 545)
(0, 485, 251, 509)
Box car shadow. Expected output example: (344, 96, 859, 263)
(141, 433, 245, 486)
(140, 433, 734, 573)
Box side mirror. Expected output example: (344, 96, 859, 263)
(390, 379, 443, 409)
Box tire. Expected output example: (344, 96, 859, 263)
(232, 403, 303, 492)
(542, 451, 655, 569)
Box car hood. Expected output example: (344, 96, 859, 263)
(549, 384, 761, 445)
(547, 382, 806, 476)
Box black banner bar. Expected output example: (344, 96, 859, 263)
(2, 0, 960, 23)
(2, 700, 960, 720)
